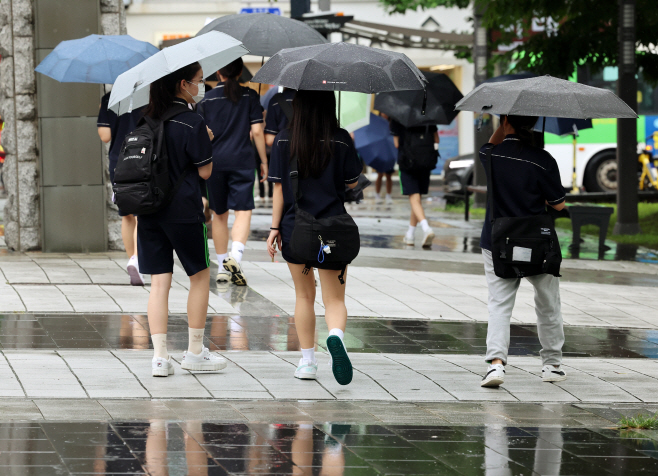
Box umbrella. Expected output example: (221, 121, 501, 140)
(251, 43, 426, 94)
(374, 71, 463, 127)
(455, 75, 637, 119)
(108, 31, 249, 115)
(35, 34, 159, 84)
(337, 92, 371, 133)
(197, 13, 327, 58)
(353, 113, 397, 172)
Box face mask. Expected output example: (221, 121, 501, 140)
(185, 81, 205, 103)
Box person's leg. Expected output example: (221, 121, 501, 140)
(288, 263, 317, 350)
(231, 210, 252, 262)
(212, 211, 230, 257)
(409, 193, 424, 223)
(375, 172, 383, 196)
(148, 272, 172, 364)
(187, 267, 210, 352)
(410, 175, 434, 247)
(122, 215, 137, 258)
(385, 172, 393, 195)
(526, 273, 565, 368)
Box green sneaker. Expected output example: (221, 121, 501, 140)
(327, 335, 353, 385)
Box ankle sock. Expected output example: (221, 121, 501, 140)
(231, 241, 245, 263)
(301, 347, 316, 364)
(188, 328, 204, 355)
(329, 328, 345, 341)
(419, 219, 431, 232)
(386, 194, 392, 200)
(151, 334, 168, 359)
(217, 252, 228, 265)
(406, 225, 416, 238)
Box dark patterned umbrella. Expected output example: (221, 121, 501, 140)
(374, 71, 463, 127)
(251, 43, 426, 94)
(196, 13, 327, 58)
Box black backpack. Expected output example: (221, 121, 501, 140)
(112, 104, 190, 215)
(485, 147, 562, 279)
(398, 125, 438, 174)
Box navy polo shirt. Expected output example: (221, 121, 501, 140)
(268, 128, 362, 245)
(97, 92, 144, 183)
(265, 89, 296, 136)
(479, 134, 566, 251)
(196, 83, 263, 171)
(138, 99, 213, 224)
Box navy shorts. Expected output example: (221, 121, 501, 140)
(400, 170, 431, 196)
(207, 169, 255, 215)
(137, 220, 209, 276)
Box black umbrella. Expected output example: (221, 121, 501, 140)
(251, 43, 426, 94)
(374, 71, 463, 127)
(197, 13, 327, 58)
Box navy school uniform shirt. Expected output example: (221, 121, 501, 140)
(479, 134, 566, 251)
(265, 89, 296, 136)
(97, 92, 145, 183)
(138, 98, 212, 224)
(268, 128, 363, 245)
(196, 83, 263, 171)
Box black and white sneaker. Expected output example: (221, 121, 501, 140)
(542, 365, 567, 382)
(223, 254, 247, 286)
(480, 364, 505, 387)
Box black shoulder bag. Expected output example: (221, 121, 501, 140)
(287, 154, 361, 284)
(485, 147, 562, 279)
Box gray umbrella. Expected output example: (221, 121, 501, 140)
(251, 42, 426, 93)
(455, 75, 637, 119)
(197, 13, 327, 58)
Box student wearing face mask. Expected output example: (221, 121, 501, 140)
(197, 58, 267, 286)
(136, 62, 226, 377)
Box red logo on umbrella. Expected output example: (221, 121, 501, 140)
(323, 80, 327, 84)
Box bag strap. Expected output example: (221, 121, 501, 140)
(289, 154, 301, 208)
(485, 145, 495, 224)
(279, 94, 294, 123)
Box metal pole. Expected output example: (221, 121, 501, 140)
(572, 135, 578, 194)
(472, 3, 492, 209)
(614, 0, 640, 234)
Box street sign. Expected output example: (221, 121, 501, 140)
(239, 7, 281, 15)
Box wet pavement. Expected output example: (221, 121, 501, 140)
(2, 419, 658, 475)
(2, 314, 658, 359)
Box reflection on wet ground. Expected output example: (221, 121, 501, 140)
(2, 420, 658, 475)
(2, 314, 657, 358)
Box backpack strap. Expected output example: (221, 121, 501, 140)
(289, 154, 302, 208)
(278, 94, 294, 123)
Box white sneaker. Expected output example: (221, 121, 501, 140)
(421, 228, 435, 248)
(216, 268, 231, 283)
(403, 234, 415, 246)
(542, 365, 567, 382)
(152, 355, 174, 377)
(375, 195, 383, 204)
(181, 347, 227, 372)
(294, 358, 318, 380)
(481, 364, 505, 387)
(223, 254, 247, 286)
(127, 256, 145, 286)
(385, 195, 394, 205)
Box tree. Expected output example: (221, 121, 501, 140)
(378, 0, 658, 83)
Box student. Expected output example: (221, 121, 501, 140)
(266, 90, 361, 386)
(97, 92, 145, 285)
(390, 120, 436, 248)
(479, 115, 567, 388)
(197, 58, 267, 286)
(264, 88, 295, 148)
(138, 61, 226, 377)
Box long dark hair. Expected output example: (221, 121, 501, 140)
(219, 58, 243, 103)
(504, 114, 538, 144)
(145, 62, 201, 119)
(290, 90, 338, 179)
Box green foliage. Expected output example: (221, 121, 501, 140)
(618, 413, 658, 430)
(378, 0, 658, 84)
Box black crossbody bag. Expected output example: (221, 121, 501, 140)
(485, 147, 562, 279)
(287, 154, 361, 284)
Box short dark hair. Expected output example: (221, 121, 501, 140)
(145, 62, 201, 119)
(503, 115, 538, 144)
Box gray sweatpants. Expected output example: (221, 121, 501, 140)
(482, 249, 564, 366)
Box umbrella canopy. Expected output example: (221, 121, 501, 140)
(534, 117, 593, 136)
(374, 71, 463, 127)
(108, 31, 249, 115)
(251, 43, 426, 94)
(484, 72, 536, 84)
(455, 75, 637, 119)
(338, 92, 371, 133)
(353, 113, 397, 172)
(197, 13, 327, 58)
(35, 34, 159, 84)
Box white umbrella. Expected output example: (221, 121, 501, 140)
(108, 31, 249, 115)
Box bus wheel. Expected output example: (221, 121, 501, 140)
(584, 151, 617, 192)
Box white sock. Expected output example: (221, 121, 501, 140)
(188, 328, 204, 355)
(151, 334, 168, 359)
(386, 194, 392, 200)
(231, 241, 245, 263)
(217, 253, 228, 264)
(406, 225, 416, 238)
(301, 347, 316, 364)
(329, 328, 345, 341)
(419, 219, 431, 232)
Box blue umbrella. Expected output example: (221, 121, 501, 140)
(532, 116, 592, 136)
(353, 113, 398, 172)
(35, 34, 159, 84)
